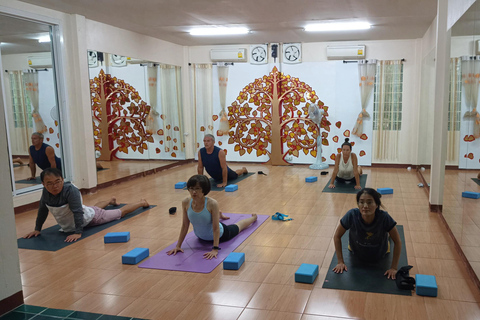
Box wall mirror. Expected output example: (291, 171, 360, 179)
(87, 51, 185, 185)
(0, 13, 65, 195)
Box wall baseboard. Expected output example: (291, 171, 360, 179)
(0, 291, 23, 317)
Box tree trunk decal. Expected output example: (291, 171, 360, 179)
(227, 66, 330, 165)
(90, 69, 153, 160)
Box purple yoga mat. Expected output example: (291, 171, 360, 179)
(138, 213, 269, 273)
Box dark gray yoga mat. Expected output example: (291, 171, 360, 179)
(17, 204, 155, 251)
(472, 178, 480, 187)
(323, 225, 411, 296)
(322, 174, 367, 194)
(16, 176, 42, 184)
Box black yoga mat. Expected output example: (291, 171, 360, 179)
(184, 172, 256, 191)
(16, 176, 42, 184)
(322, 174, 367, 194)
(17, 204, 156, 251)
(323, 225, 411, 296)
(472, 178, 480, 187)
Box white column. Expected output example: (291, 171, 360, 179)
(430, 0, 451, 206)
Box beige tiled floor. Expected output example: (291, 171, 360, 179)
(15, 164, 480, 319)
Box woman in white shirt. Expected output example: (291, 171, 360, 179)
(329, 138, 363, 190)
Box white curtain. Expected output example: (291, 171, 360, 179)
(353, 59, 377, 137)
(372, 60, 403, 162)
(145, 65, 159, 135)
(8, 71, 32, 153)
(217, 65, 230, 134)
(461, 56, 480, 138)
(23, 70, 46, 133)
(190, 64, 213, 149)
(447, 58, 461, 163)
(159, 64, 183, 153)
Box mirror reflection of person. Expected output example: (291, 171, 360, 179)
(167, 174, 257, 260)
(27, 132, 62, 180)
(13, 157, 25, 166)
(197, 134, 248, 188)
(332, 188, 402, 280)
(23, 168, 150, 243)
(329, 138, 363, 190)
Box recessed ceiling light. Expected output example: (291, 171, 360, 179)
(38, 35, 51, 43)
(305, 22, 371, 32)
(190, 27, 249, 36)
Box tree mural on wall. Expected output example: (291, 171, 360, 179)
(227, 66, 330, 165)
(90, 69, 154, 160)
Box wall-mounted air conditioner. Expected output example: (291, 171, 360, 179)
(27, 52, 52, 69)
(475, 40, 480, 55)
(326, 45, 366, 60)
(210, 48, 247, 62)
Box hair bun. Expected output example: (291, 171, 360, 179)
(345, 138, 349, 143)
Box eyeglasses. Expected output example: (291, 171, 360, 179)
(45, 179, 63, 188)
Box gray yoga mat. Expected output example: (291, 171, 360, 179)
(322, 174, 367, 194)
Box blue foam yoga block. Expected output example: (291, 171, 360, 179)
(377, 188, 393, 195)
(462, 191, 480, 199)
(305, 176, 318, 183)
(225, 184, 238, 192)
(415, 274, 437, 297)
(104, 232, 130, 243)
(122, 248, 149, 265)
(175, 182, 187, 189)
(223, 252, 245, 270)
(295, 263, 319, 284)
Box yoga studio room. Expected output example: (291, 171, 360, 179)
(2, 0, 480, 319)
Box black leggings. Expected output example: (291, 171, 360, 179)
(219, 223, 240, 242)
(336, 177, 357, 184)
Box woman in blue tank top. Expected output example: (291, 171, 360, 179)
(167, 174, 257, 260)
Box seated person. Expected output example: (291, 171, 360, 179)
(198, 134, 247, 188)
(329, 138, 363, 190)
(167, 174, 257, 259)
(24, 168, 149, 242)
(332, 188, 401, 279)
(27, 132, 62, 180)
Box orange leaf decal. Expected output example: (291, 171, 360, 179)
(55, 143, 59, 148)
(360, 134, 368, 140)
(166, 136, 171, 141)
(337, 148, 342, 153)
(218, 141, 223, 146)
(173, 146, 178, 150)
(165, 147, 170, 152)
(166, 124, 171, 130)
(160, 114, 165, 120)
(467, 153, 474, 160)
(333, 136, 339, 143)
(200, 126, 205, 132)
(359, 150, 366, 157)
(46, 138, 50, 141)
(330, 153, 336, 161)
(212, 115, 219, 121)
(336, 121, 341, 129)
(311, 150, 317, 158)
(173, 138, 177, 143)
(174, 126, 179, 131)
(322, 157, 326, 162)
(322, 139, 329, 146)
(156, 148, 161, 154)
(350, 141, 355, 146)
(344, 130, 350, 137)
(217, 130, 223, 136)
(171, 152, 176, 158)
(160, 140, 164, 145)
(223, 149, 228, 155)
(55, 121, 58, 126)
(239, 149, 246, 156)
(49, 127, 54, 134)
(464, 135, 476, 142)
(157, 129, 164, 135)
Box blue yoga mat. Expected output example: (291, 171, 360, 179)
(17, 204, 155, 251)
(323, 225, 410, 296)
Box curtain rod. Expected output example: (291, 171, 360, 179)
(5, 69, 48, 72)
(343, 58, 406, 63)
(188, 62, 234, 66)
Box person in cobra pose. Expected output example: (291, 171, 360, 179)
(167, 174, 257, 260)
(197, 134, 248, 188)
(329, 138, 363, 190)
(27, 132, 62, 180)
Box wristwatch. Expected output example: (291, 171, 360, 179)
(212, 246, 221, 250)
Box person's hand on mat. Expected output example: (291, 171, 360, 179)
(65, 233, 82, 242)
(203, 250, 218, 260)
(333, 263, 347, 273)
(328, 184, 336, 189)
(167, 247, 184, 256)
(384, 268, 397, 280)
(27, 176, 36, 181)
(24, 230, 41, 239)
(216, 182, 227, 188)
(354, 185, 362, 190)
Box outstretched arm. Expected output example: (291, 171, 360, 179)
(329, 155, 341, 188)
(197, 150, 204, 175)
(352, 153, 361, 190)
(385, 226, 402, 279)
(217, 150, 228, 188)
(167, 198, 191, 256)
(204, 199, 220, 260)
(27, 150, 36, 180)
(45, 146, 57, 168)
(332, 224, 348, 273)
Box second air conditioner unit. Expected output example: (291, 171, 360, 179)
(326, 45, 366, 60)
(27, 52, 53, 69)
(210, 48, 247, 62)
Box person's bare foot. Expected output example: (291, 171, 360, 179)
(252, 213, 257, 221)
(220, 211, 230, 220)
(141, 199, 150, 208)
(109, 197, 118, 206)
(242, 167, 248, 175)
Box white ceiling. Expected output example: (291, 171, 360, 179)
(14, 0, 438, 46)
